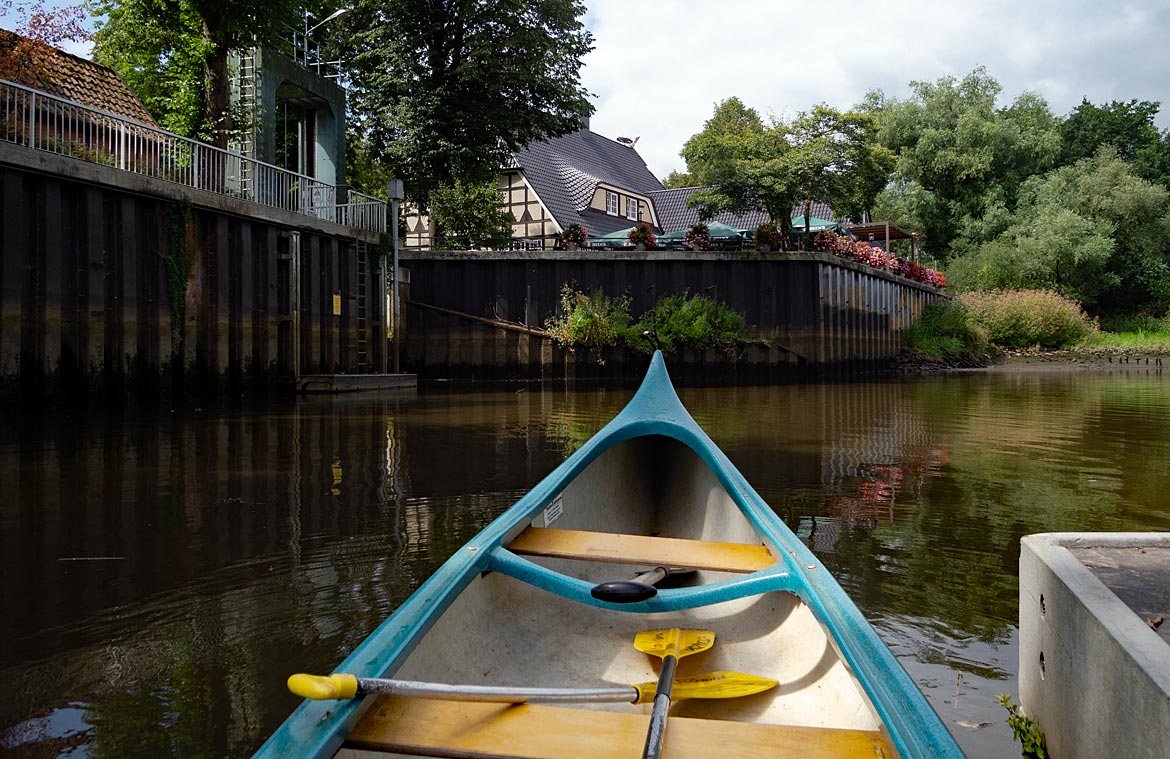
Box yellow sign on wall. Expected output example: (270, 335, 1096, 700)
(332, 293, 342, 316)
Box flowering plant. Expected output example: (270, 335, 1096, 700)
(627, 222, 656, 249)
(562, 223, 588, 246)
(754, 221, 784, 249)
(683, 223, 713, 251)
(812, 231, 946, 288)
(957, 289, 1098, 347)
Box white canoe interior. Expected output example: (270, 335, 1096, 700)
(338, 435, 899, 759)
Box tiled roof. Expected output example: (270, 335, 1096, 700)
(649, 186, 836, 233)
(1, 30, 157, 126)
(512, 128, 664, 234)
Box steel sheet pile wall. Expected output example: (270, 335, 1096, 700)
(400, 251, 942, 379)
(0, 163, 385, 402)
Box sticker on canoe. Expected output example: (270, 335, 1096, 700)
(533, 495, 563, 528)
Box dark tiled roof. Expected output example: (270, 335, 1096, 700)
(512, 128, 664, 235)
(649, 186, 835, 233)
(1, 30, 157, 126)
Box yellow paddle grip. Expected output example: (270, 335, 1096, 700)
(288, 673, 359, 700)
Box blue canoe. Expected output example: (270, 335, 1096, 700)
(256, 352, 965, 759)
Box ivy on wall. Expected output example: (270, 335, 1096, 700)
(162, 200, 197, 350)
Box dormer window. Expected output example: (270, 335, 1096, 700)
(606, 191, 619, 216)
(626, 198, 639, 221)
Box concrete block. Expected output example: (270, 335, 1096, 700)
(1020, 533, 1170, 759)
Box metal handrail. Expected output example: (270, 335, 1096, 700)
(0, 78, 385, 233)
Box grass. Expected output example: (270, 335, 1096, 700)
(1079, 314, 1170, 351)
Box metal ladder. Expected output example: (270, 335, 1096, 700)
(355, 239, 369, 372)
(232, 49, 258, 195)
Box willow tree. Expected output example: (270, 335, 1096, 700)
(868, 67, 1063, 259)
(343, 0, 594, 206)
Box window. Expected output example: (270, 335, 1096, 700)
(626, 198, 639, 221)
(606, 191, 618, 216)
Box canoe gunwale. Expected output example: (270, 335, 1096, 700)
(253, 352, 964, 759)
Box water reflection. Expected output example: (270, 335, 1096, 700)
(1, 368, 1168, 758)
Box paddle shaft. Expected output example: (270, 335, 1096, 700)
(642, 653, 678, 759)
(355, 678, 637, 704)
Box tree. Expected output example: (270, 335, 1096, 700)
(89, 0, 207, 137)
(683, 102, 894, 248)
(344, 0, 594, 207)
(947, 148, 1170, 313)
(0, 0, 89, 83)
(785, 105, 895, 230)
(870, 67, 1062, 259)
(429, 180, 514, 250)
(1062, 98, 1162, 163)
(1061, 98, 1170, 189)
(679, 97, 765, 186)
(661, 170, 695, 189)
(90, 0, 301, 144)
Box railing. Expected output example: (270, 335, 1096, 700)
(0, 79, 385, 234)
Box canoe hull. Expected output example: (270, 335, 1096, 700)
(255, 353, 964, 759)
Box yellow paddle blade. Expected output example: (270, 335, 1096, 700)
(632, 671, 780, 704)
(634, 628, 715, 660)
(288, 673, 359, 700)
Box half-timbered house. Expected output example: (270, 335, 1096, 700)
(403, 125, 665, 250)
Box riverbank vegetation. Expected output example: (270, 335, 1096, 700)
(903, 288, 1170, 367)
(904, 301, 995, 365)
(1081, 315, 1170, 351)
(678, 68, 1169, 332)
(545, 285, 747, 355)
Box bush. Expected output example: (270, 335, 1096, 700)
(956, 289, 1099, 348)
(905, 300, 993, 363)
(545, 285, 631, 352)
(632, 292, 746, 353)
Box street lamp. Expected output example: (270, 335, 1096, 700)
(304, 8, 350, 64)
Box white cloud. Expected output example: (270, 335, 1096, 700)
(581, 0, 1170, 180)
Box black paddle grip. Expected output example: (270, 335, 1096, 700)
(590, 580, 658, 603)
(591, 566, 669, 603)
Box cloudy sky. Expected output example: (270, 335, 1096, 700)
(581, 0, 1170, 180)
(3, 0, 1168, 182)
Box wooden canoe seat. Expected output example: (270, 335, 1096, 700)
(506, 527, 774, 574)
(344, 696, 894, 759)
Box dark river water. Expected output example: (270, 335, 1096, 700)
(3, 365, 1169, 758)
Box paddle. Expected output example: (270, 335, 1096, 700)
(591, 567, 698, 604)
(287, 669, 775, 704)
(635, 628, 714, 759)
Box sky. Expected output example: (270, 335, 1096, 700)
(580, 0, 1170, 179)
(4, 0, 1169, 182)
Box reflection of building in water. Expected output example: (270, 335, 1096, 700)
(797, 516, 843, 555)
(799, 382, 950, 551)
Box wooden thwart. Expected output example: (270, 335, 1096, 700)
(346, 696, 892, 759)
(506, 527, 774, 574)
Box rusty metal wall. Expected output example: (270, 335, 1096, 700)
(399, 250, 943, 379)
(0, 164, 386, 402)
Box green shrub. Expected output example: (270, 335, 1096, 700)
(544, 285, 632, 352)
(631, 293, 746, 353)
(905, 300, 994, 363)
(956, 289, 1099, 348)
